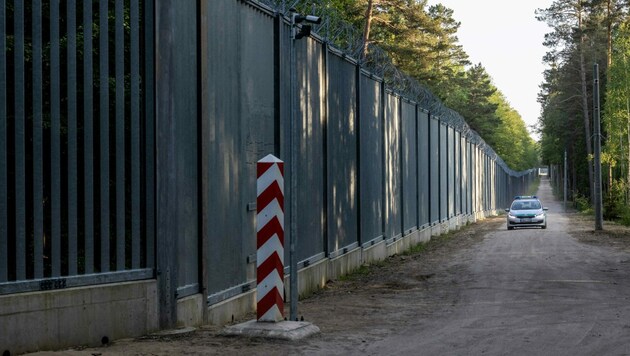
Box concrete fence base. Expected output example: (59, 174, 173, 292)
(0, 281, 158, 355)
(1, 213, 498, 354)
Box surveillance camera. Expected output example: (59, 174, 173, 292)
(294, 14, 321, 25)
(304, 15, 321, 24)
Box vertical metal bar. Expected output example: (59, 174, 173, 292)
(115, 0, 125, 271)
(51, 0, 61, 277)
(68, 0, 78, 276)
(562, 149, 568, 213)
(289, 10, 298, 322)
(380, 82, 385, 235)
(593, 63, 603, 230)
(15, 0, 26, 280)
(145, 0, 155, 269)
(355, 65, 361, 245)
(0, 0, 7, 282)
(156, 0, 178, 328)
(398, 98, 404, 233)
(33, 0, 44, 279)
(100, 0, 110, 272)
(131, 0, 141, 269)
(84, 0, 95, 275)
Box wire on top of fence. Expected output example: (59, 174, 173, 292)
(255, 0, 528, 177)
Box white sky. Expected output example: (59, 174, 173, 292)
(426, 0, 553, 141)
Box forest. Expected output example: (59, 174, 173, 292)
(536, 0, 630, 224)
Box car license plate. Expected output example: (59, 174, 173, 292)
(521, 218, 531, 223)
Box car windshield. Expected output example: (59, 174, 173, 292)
(511, 200, 541, 210)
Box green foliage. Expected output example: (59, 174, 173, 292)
(489, 91, 540, 170)
(528, 177, 541, 196)
(305, 0, 540, 171)
(574, 193, 592, 212)
(403, 242, 427, 255)
(536, 0, 629, 211)
(603, 19, 630, 220)
(447, 64, 499, 143)
(603, 179, 629, 220)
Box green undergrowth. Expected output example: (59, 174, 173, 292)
(337, 228, 462, 282)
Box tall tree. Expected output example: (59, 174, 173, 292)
(604, 19, 630, 206)
(449, 63, 499, 144)
(424, 4, 470, 101)
(491, 91, 539, 171)
(537, 0, 598, 202)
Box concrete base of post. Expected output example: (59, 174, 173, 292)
(222, 319, 320, 340)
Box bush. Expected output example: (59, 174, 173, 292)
(574, 193, 591, 212)
(620, 208, 630, 226)
(604, 179, 629, 221)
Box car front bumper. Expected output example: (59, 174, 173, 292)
(507, 215, 546, 228)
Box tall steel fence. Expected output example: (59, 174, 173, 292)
(200, 0, 536, 306)
(1, 0, 155, 294)
(1, 0, 536, 316)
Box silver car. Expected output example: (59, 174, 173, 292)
(505, 196, 548, 230)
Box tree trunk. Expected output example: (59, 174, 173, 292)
(607, 0, 613, 67)
(578, 10, 595, 204)
(627, 98, 630, 204)
(361, 0, 375, 61)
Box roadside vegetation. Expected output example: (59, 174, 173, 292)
(536, 0, 630, 225)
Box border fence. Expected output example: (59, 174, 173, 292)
(1, 0, 536, 353)
(1, 0, 155, 294)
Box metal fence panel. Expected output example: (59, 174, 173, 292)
(461, 137, 468, 215)
(439, 122, 448, 221)
(99, 0, 110, 273)
(475, 146, 485, 212)
(15, 0, 27, 280)
(295, 38, 326, 262)
(447, 126, 455, 218)
(172, 1, 199, 298)
(202, 1, 275, 298)
(68, 0, 78, 276)
(455, 130, 461, 216)
(385, 92, 401, 240)
(0, 0, 6, 283)
(474, 146, 479, 213)
(359, 73, 384, 245)
(327, 52, 358, 255)
(1, 0, 154, 295)
(467, 141, 472, 214)
(417, 110, 430, 227)
(429, 115, 440, 224)
(401, 100, 417, 233)
(83, 0, 95, 275)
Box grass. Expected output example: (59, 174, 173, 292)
(403, 242, 428, 255)
(528, 176, 541, 196)
(338, 260, 386, 281)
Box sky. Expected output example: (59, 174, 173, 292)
(426, 0, 553, 140)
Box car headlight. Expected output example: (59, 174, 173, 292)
(536, 213, 545, 218)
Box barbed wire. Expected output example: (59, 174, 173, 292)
(254, 0, 526, 176)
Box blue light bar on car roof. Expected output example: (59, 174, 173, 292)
(514, 195, 538, 200)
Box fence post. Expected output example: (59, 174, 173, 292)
(257, 154, 285, 322)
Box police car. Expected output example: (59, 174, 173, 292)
(505, 195, 548, 230)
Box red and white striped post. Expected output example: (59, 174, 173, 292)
(256, 154, 285, 322)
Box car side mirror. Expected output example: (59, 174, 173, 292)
(505, 208, 510, 212)
(543, 207, 548, 211)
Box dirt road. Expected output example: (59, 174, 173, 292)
(32, 178, 630, 355)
